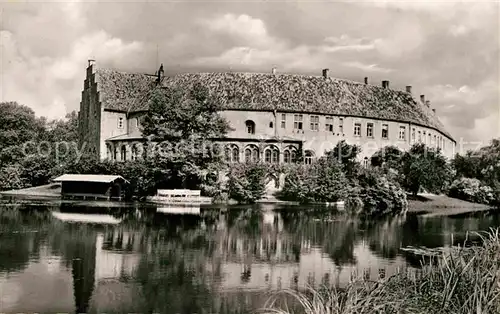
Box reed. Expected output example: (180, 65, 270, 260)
(262, 228, 500, 314)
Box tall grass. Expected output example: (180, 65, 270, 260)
(262, 228, 500, 314)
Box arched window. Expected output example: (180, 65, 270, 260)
(113, 146, 118, 161)
(245, 120, 256, 135)
(363, 157, 369, 168)
(283, 146, 297, 164)
(131, 144, 139, 161)
(244, 145, 259, 163)
(121, 145, 127, 161)
(106, 144, 112, 160)
(264, 145, 279, 164)
(225, 144, 240, 163)
(304, 150, 314, 165)
(284, 150, 291, 163)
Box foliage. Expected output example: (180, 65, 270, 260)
(325, 140, 361, 178)
(355, 176, 408, 217)
(448, 177, 495, 205)
(400, 143, 452, 195)
(227, 163, 267, 204)
(370, 145, 403, 169)
(264, 229, 500, 314)
(0, 165, 25, 191)
(281, 158, 351, 203)
(141, 85, 230, 189)
(451, 151, 482, 180)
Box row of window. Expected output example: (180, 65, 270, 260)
(225, 145, 314, 164)
(107, 143, 316, 164)
(353, 123, 395, 140)
(411, 128, 446, 149)
(246, 117, 447, 149)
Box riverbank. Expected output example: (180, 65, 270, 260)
(0, 183, 61, 199)
(407, 193, 493, 216)
(264, 229, 500, 314)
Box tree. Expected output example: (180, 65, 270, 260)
(371, 145, 403, 169)
(141, 84, 230, 190)
(400, 143, 452, 195)
(0, 102, 46, 165)
(325, 140, 361, 178)
(227, 163, 267, 204)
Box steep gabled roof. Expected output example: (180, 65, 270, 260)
(95, 69, 453, 140)
(95, 68, 156, 112)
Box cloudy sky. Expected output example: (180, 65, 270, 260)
(1, 0, 498, 149)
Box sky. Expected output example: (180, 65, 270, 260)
(0, 0, 499, 150)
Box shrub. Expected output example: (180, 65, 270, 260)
(0, 164, 26, 191)
(448, 177, 495, 205)
(280, 159, 351, 203)
(227, 163, 267, 204)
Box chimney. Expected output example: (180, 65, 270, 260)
(364, 77, 368, 85)
(322, 68, 329, 78)
(156, 63, 164, 85)
(272, 67, 277, 75)
(425, 100, 430, 108)
(406, 86, 412, 94)
(382, 80, 390, 89)
(420, 94, 425, 104)
(88, 59, 96, 67)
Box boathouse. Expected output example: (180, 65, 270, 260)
(53, 174, 129, 200)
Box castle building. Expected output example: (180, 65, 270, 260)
(78, 62, 455, 165)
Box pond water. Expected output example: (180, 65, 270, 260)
(0, 200, 499, 314)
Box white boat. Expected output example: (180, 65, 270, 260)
(51, 212, 122, 224)
(147, 189, 212, 205)
(156, 206, 201, 215)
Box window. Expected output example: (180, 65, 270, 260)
(264, 146, 280, 164)
(418, 131, 422, 142)
(284, 150, 291, 163)
(118, 117, 124, 129)
(245, 120, 255, 134)
(428, 133, 431, 145)
(325, 117, 334, 132)
(423, 131, 426, 144)
(363, 157, 369, 168)
(434, 135, 437, 147)
(225, 145, 240, 163)
(283, 148, 297, 163)
(294, 114, 303, 130)
(120, 145, 127, 161)
(304, 150, 314, 165)
(269, 121, 273, 128)
(310, 115, 319, 131)
(354, 123, 361, 136)
(134, 118, 138, 128)
(381, 124, 389, 139)
(412, 128, 416, 142)
(339, 118, 344, 134)
(367, 123, 374, 137)
(131, 145, 139, 160)
(244, 145, 259, 163)
(281, 114, 286, 128)
(113, 146, 118, 160)
(106, 144, 112, 160)
(399, 126, 406, 141)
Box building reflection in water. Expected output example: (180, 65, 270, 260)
(1, 204, 500, 314)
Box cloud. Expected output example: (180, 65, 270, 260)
(0, 1, 498, 146)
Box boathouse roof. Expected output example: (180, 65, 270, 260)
(53, 174, 129, 184)
(93, 67, 453, 140)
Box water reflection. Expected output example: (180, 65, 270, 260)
(0, 202, 499, 313)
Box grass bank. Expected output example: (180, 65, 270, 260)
(263, 229, 500, 314)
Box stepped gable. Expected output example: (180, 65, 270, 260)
(96, 69, 452, 140)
